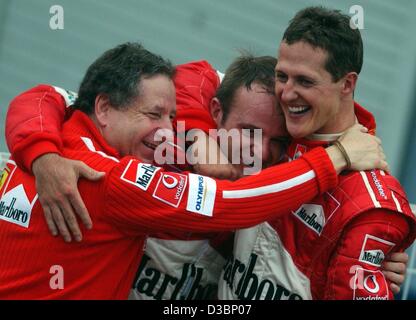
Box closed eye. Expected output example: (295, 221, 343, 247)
(148, 112, 161, 119)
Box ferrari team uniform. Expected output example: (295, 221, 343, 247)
(5, 61, 412, 300)
(1, 64, 338, 299)
(217, 104, 416, 300)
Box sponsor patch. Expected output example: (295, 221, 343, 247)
(366, 170, 389, 201)
(0, 167, 10, 191)
(293, 204, 325, 235)
(120, 160, 160, 191)
(293, 144, 308, 160)
(0, 184, 37, 228)
(352, 268, 389, 300)
(186, 174, 216, 217)
(152, 173, 187, 207)
(293, 194, 340, 235)
(52, 86, 78, 107)
(359, 234, 395, 267)
(0, 162, 16, 194)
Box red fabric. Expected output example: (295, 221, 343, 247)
(218, 103, 416, 300)
(3, 63, 343, 300)
(283, 103, 416, 299)
(0, 111, 339, 299)
(323, 210, 410, 299)
(173, 61, 219, 134)
(5, 61, 219, 172)
(6, 84, 68, 172)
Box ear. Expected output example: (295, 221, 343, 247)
(210, 97, 224, 127)
(94, 94, 112, 127)
(340, 72, 358, 96)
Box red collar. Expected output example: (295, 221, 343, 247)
(288, 102, 376, 159)
(62, 111, 120, 158)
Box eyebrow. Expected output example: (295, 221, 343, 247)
(145, 105, 176, 115)
(276, 69, 316, 81)
(151, 105, 165, 112)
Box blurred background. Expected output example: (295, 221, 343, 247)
(0, 0, 415, 299)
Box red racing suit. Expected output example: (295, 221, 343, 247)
(0, 109, 339, 299)
(217, 104, 416, 300)
(3, 62, 339, 299)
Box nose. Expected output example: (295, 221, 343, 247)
(153, 116, 175, 145)
(278, 79, 298, 103)
(161, 115, 174, 132)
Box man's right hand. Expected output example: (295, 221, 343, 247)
(327, 124, 389, 174)
(188, 129, 241, 180)
(32, 153, 105, 242)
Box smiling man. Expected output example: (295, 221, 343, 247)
(0, 42, 351, 299)
(218, 6, 416, 300)
(4, 48, 395, 299)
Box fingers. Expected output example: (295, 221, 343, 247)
(69, 189, 93, 230)
(388, 252, 409, 263)
(42, 205, 58, 237)
(50, 204, 72, 243)
(379, 160, 390, 172)
(390, 283, 401, 295)
(59, 198, 83, 242)
(382, 270, 405, 288)
(77, 161, 105, 181)
(382, 260, 407, 275)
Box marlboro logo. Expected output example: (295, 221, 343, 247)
(359, 234, 395, 267)
(293, 204, 325, 235)
(0, 184, 38, 228)
(120, 160, 161, 191)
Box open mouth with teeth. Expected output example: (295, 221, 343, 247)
(288, 105, 311, 115)
(143, 141, 158, 150)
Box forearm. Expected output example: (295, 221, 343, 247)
(105, 147, 338, 234)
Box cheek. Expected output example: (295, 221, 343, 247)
(139, 120, 159, 139)
(275, 82, 283, 96)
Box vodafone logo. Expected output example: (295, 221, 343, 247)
(162, 175, 178, 189)
(363, 275, 380, 294)
(351, 267, 389, 300)
(153, 173, 188, 208)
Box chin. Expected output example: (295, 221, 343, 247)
(287, 127, 305, 139)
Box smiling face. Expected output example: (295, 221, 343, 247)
(275, 41, 356, 138)
(215, 82, 289, 172)
(100, 74, 176, 162)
